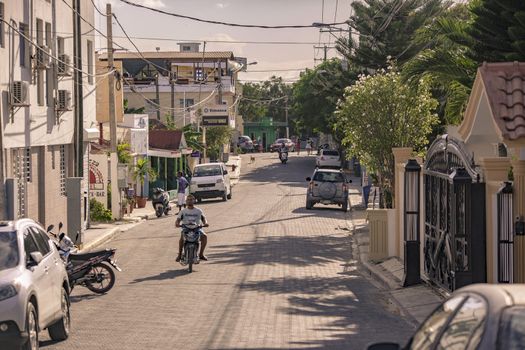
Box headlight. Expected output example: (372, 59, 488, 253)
(0, 284, 19, 301)
(216, 178, 223, 184)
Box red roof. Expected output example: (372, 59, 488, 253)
(149, 130, 185, 150)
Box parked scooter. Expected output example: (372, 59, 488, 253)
(152, 187, 171, 218)
(179, 223, 202, 273)
(47, 223, 121, 294)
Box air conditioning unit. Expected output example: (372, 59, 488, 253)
(10, 81, 30, 107)
(35, 46, 51, 69)
(57, 54, 71, 76)
(56, 90, 71, 111)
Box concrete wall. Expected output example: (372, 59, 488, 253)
(96, 59, 123, 123)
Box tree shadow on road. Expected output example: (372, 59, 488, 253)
(209, 234, 352, 267)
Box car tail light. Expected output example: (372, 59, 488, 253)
(343, 184, 348, 192)
(309, 181, 314, 190)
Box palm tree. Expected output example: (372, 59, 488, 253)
(133, 158, 157, 200)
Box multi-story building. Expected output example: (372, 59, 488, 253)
(100, 43, 243, 130)
(0, 0, 97, 239)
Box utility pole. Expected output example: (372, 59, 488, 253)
(314, 45, 336, 64)
(285, 97, 289, 139)
(155, 73, 161, 120)
(73, 0, 83, 177)
(106, 4, 120, 220)
(170, 72, 175, 124)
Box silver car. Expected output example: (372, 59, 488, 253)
(306, 168, 351, 211)
(0, 219, 71, 350)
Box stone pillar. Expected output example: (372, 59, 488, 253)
(479, 157, 511, 283)
(392, 147, 413, 259)
(512, 158, 525, 283)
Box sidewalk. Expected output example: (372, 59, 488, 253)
(81, 154, 243, 252)
(345, 177, 445, 327)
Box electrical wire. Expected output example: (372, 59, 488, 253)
(119, 0, 347, 29)
(89, 0, 109, 17)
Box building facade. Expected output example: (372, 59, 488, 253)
(0, 0, 97, 237)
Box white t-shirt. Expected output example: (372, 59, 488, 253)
(177, 207, 205, 226)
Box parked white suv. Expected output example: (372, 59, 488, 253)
(0, 219, 70, 350)
(190, 163, 232, 202)
(316, 149, 342, 168)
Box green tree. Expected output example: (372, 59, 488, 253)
(117, 143, 132, 164)
(402, 3, 477, 125)
(180, 124, 203, 151)
(133, 158, 157, 197)
(292, 59, 359, 136)
(123, 99, 145, 114)
(337, 0, 449, 70)
(206, 126, 234, 160)
(334, 69, 439, 208)
(469, 0, 525, 62)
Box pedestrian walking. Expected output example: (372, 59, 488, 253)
(362, 166, 371, 209)
(305, 139, 313, 156)
(176, 171, 189, 212)
(296, 138, 301, 155)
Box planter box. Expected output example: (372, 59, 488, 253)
(367, 208, 396, 261)
(136, 196, 147, 208)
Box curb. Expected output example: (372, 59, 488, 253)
(80, 226, 122, 252)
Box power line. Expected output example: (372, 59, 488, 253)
(244, 68, 306, 73)
(119, 0, 347, 29)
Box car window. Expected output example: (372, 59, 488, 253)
(0, 231, 19, 271)
(313, 172, 345, 182)
(193, 165, 222, 177)
(323, 150, 339, 156)
(498, 306, 525, 349)
(29, 227, 51, 256)
(24, 229, 40, 262)
(410, 296, 466, 350)
(437, 295, 487, 350)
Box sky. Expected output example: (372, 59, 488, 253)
(95, 0, 355, 82)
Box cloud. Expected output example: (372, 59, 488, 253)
(216, 3, 230, 9)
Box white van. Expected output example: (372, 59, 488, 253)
(190, 163, 232, 202)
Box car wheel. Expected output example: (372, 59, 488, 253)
(227, 187, 232, 200)
(23, 302, 38, 350)
(48, 288, 70, 341)
(222, 191, 228, 201)
(197, 197, 202, 203)
(342, 200, 348, 212)
(306, 200, 314, 210)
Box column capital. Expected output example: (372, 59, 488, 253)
(392, 147, 413, 164)
(479, 157, 511, 182)
(511, 158, 525, 175)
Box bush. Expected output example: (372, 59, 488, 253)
(90, 198, 112, 222)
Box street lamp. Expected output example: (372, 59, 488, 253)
(403, 159, 422, 287)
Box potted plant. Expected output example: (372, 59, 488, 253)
(133, 158, 157, 208)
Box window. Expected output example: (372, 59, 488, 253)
(36, 19, 44, 105)
(29, 227, 50, 256)
(195, 67, 205, 81)
(60, 145, 66, 196)
(45, 22, 51, 47)
(182, 45, 191, 51)
(0, 231, 19, 271)
(19, 23, 29, 67)
(179, 99, 194, 108)
(36, 18, 43, 45)
(0, 2, 5, 48)
(437, 296, 487, 350)
(410, 296, 465, 350)
(57, 37, 64, 55)
(24, 148, 32, 182)
(323, 150, 340, 156)
(87, 40, 93, 84)
(24, 229, 40, 262)
(498, 306, 525, 349)
(313, 171, 345, 183)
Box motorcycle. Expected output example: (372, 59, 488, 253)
(47, 223, 121, 294)
(179, 223, 202, 273)
(152, 187, 171, 218)
(279, 149, 288, 164)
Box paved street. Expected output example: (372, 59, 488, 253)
(41, 153, 414, 350)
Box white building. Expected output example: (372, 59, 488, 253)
(0, 0, 97, 239)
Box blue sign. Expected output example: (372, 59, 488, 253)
(191, 151, 201, 158)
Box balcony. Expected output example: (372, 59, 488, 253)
(123, 76, 236, 94)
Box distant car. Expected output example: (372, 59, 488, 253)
(190, 163, 232, 202)
(367, 284, 525, 350)
(238, 136, 254, 153)
(316, 149, 341, 168)
(306, 168, 350, 211)
(270, 138, 295, 152)
(0, 219, 71, 350)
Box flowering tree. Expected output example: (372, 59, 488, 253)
(334, 69, 438, 208)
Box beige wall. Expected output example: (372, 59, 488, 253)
(96, 60, 124, 123)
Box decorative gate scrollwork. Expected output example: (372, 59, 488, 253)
(424, 135, 487, 292)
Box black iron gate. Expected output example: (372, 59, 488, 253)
(424, 136, 486, 292)
(497, 182, 514, 283)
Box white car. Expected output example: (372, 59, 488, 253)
(316, 149, 341, 168)
(0, 219, 71, 350)
(190, 163, 232, 202)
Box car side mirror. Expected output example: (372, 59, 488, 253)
(347, 179, 353, 183)
(366, 343, 401, 350)
(223, 170, 228, 175)
(306, 177, 311, 182)
(46, 224, 54, 232)
(28, 252, 44, 267)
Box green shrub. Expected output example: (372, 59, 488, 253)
(90, 198, 113, 222)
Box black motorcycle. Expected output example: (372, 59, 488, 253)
(152, 187, 171, 218)
(179, 223, 202, 273)
(67, 249, 121, 294)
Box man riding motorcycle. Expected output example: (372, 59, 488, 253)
(175, 195, 209, 261)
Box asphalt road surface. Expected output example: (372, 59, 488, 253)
(41, 153, 414, 350)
